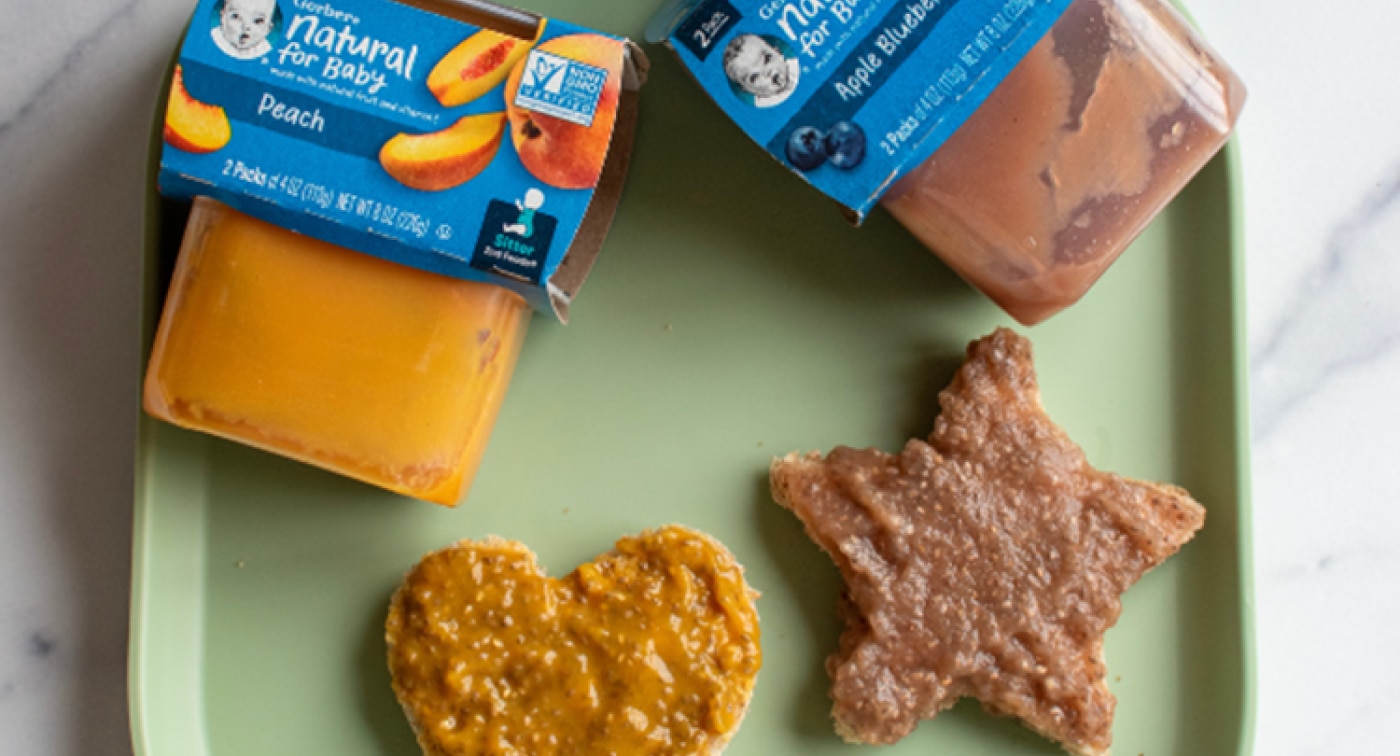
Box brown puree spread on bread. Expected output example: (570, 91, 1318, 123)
(770, 329, 1205, 756)
(386, 526, 761, 756)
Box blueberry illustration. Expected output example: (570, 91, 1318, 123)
(825, 121, 866, 169)
(786, 126, 828, 171)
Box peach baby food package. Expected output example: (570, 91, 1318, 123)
(160, 0, 646, 321)
(649, 0, 1243, 323)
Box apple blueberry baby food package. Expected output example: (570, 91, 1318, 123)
(161, 0, 647, 321)
(649, 0, 1244, 324)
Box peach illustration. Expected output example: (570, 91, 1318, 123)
(164, 65, 232, 154)
(379, 112, 508, 191)
(427, 24, 543, 108)
(504, 34, 623, 190)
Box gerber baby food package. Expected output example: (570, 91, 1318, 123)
(148, 0, 646, 504)
(650, 0, 1244, 324)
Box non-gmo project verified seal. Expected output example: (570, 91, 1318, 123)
(471, 194, 557, 285)
(513, 50, 609, 127)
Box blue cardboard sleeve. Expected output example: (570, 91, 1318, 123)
(649, 0, 1070, 221)
(160, 0, 647, 322)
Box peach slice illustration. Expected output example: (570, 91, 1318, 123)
(504, 34, 623, 190)
(379, 112, 508, 191)
(164, 64, 232, 154)
(427, 23, 544, 108)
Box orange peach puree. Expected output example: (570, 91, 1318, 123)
(386, 527, 762, 755)
(143, 198, 528, 505)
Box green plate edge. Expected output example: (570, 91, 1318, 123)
(127, 13, 1258, 756)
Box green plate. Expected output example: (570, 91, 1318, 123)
(129, 4, 1256, 754)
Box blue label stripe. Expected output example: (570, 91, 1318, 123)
(183, 60, 405, 157)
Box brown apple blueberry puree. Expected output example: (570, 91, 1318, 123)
(386, 526, 761, 756)
(882, 0, 1246, 324)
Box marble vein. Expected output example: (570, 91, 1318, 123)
(0, 0, 141, 142)
(1265, 544, 1400, 584)
(1250, 159, 1400, 440)
(27, 632, 55, 659)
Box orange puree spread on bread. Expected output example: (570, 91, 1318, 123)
(143, 198, 528, 506)
(386, 526, 761, 755)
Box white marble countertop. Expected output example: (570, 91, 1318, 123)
(1, 0, 1396, 753)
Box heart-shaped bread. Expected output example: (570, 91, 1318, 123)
(386, 525, 762, 755)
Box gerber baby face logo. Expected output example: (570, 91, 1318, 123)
(211, 0, 283, 60)
(470, 191, 557, 284)
(722, 33, 800, 108)
(513, 50, 609, 127)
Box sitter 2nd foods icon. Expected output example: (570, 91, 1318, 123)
(159, 0, 645, 321)
(471, 189, 559, 284)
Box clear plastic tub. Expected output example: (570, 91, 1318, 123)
(881, 0, 1245, 324)
(143, 197, 530, 506)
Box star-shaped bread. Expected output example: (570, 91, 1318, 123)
(769, 328, 1205, 756)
